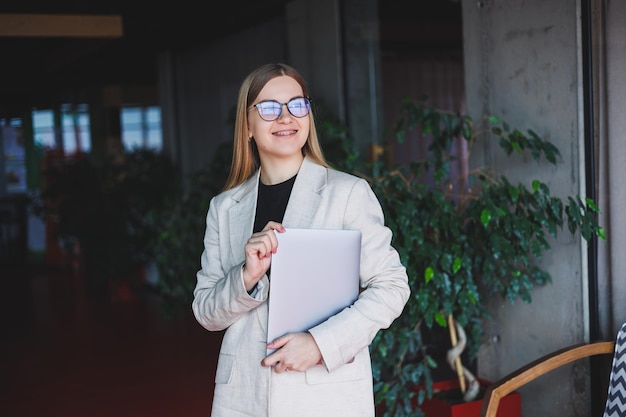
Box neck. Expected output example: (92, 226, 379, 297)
(260, 154, 304, 185)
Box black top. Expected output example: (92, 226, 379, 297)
(253, 174, 297, 233)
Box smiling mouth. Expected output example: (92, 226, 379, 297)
(274, 130, 297, 136)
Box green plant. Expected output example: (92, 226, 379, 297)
(145, 141, 232, 317)
(344, 98, 606, 417)
(35, 148, 180, 297)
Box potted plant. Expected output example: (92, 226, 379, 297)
(337, 98, 605, 417)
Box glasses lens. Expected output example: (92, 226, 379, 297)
(256, 101, 282, 121)
(286, 97, 310, 118)
(253, 98, 311, 121)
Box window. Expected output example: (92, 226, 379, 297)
(0, 117, 27, 193)
(0, 117, 22, 129)
(31, 104, 163, 154)
(33, 105, 91, 154)
(61, 104, 91, 154)
(32, 109, 56, 149)
(121, 106, 162, 151)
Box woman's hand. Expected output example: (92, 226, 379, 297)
(242, 221, 285, 292)
(261, 332, 323, 373)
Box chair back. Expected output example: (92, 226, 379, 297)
(479, 341, 616, 417)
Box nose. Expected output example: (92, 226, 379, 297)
(276, 103, 292, 121)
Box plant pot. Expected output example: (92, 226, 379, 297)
(418, 379, 521, 417)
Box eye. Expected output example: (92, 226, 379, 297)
(257, 101, 281, 115)
(287, 98, 311, 117)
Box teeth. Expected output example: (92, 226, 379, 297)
(275, 131, 295, 136)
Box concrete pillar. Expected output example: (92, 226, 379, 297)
(287, 0, 382, 157)
(462, 1, 589, 416)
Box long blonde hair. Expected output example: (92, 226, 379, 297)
(222, 63, 328, 191)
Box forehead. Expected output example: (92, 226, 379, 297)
(255, 75, 304, 102)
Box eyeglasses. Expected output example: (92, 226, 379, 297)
(250, 97, 311, 121)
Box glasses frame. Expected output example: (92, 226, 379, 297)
(249, 96, 312, 121)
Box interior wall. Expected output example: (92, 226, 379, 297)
(163, 0, 385, 177)
(287, 0, 345, 124)
(462, 0, 591, 416)
(381, 57, 465, 166)
(596, 0, 626, 337)
(287, 0, 383, 157)
(159, 18, 286, 178)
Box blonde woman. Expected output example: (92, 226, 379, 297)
(192, 62, 409, 417)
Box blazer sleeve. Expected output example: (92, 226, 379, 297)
(191, 195, 269, 331)
(308, 178, 410, 372)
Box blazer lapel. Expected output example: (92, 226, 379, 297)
(282, 157, 327, 228)
(227, 171, 269, 335)
(228, 158, 328, 252)
(228, 172, 259, 261)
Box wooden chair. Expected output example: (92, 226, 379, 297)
(479, 323, 626, 417)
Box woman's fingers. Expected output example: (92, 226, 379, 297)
(261, 333, 322, 373)
(247, 232, 277, 258)
(251, 222, 285, 257)
(242, 223, 286, 286)
(262, 221, 285, 231)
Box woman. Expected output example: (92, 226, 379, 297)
(192, 62, 410, 417)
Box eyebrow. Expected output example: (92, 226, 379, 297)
(255, 96, 306, 103)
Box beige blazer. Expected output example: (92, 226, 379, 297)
(192, 157, 410, 417)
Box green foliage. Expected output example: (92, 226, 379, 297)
(145, 142, 233, 317)
(334, 98, 605, 417)
(35, 148, 180, 295)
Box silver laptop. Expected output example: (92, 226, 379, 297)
(266, 228, 362, 354)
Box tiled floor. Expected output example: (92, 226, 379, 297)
(1, 263, 223, 417)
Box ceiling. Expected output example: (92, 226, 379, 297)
(0, 0, 290, 107)
(0, 1, 461, 112)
